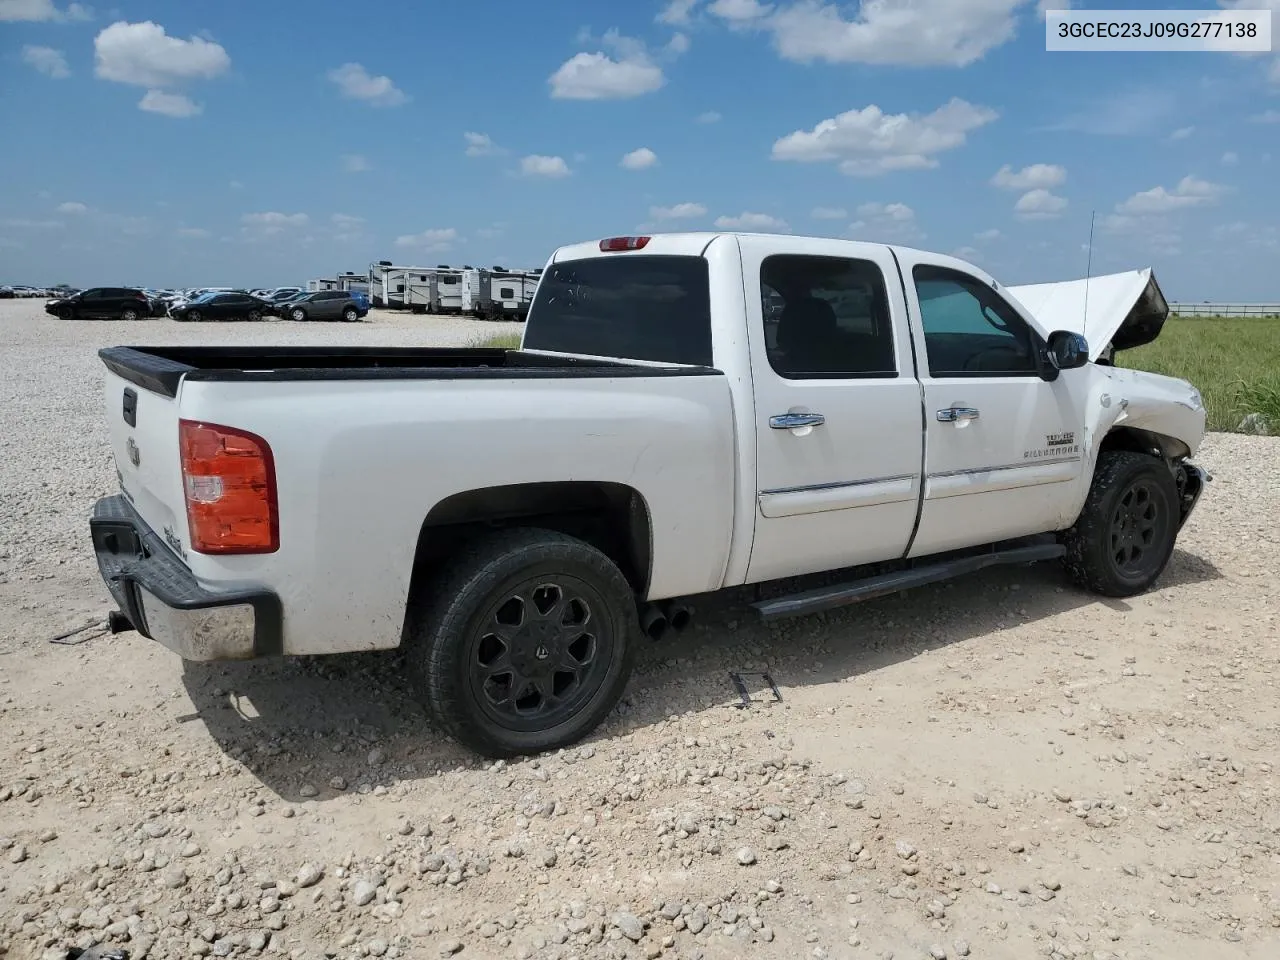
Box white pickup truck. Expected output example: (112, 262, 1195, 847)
(90, 232, 1209, 757)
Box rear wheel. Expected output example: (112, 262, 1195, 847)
(404, 528, 638, 758)
(1062, 451, 1179, 597)
(247, 309, 261, 322)
(342, 307, 358, 322)
(121, 306, 140, 322)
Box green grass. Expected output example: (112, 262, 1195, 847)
(1119, 315, 1280, 433)
(470, 331, 523, 350)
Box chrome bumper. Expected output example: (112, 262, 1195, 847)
(90, 495, 282, 661)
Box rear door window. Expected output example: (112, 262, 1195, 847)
(524, 255, 713, 366)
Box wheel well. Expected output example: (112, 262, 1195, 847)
(1098, 426, 1190, 463)
(404, 481, 653, 618)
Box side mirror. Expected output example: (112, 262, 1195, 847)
(1047, 330, 1089, 371)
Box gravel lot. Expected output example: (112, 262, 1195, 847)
(1, 297, 1277, 960)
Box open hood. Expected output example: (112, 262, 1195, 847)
(1006, 268, 1169, 362)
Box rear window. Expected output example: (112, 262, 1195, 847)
(523, 255, 712, 366)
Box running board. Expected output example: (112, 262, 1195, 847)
(751, 542, 1067, 622)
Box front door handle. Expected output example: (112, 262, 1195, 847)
(937, 406, 980, 422)
(769, 412, 826, 429)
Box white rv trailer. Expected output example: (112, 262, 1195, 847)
(462, 266, 542, 321)
(368, 262, 432, 309)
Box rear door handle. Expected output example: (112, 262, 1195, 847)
(769, 412, 825, 429)
(937, 406, 980, 422)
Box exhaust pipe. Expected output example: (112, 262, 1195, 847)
(639, 605, 669, 641)
(663, 602, 692, 632)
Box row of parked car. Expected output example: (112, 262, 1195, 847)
(41, 285, 371, 323)
(2, 284, 73, 299)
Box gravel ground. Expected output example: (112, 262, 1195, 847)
(1, 297, 1278, 960)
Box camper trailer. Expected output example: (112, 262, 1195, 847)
(462, 266, 541, 321)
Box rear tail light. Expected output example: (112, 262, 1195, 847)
(599, 236, 650, 251)
(179, 420, 279, 554)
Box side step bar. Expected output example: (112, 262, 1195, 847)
(751, 542, 1066, 622)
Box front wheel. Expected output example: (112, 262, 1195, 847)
(289, 307, 306, 322)
(1062, 451, 1179, 597)
(404, 528, 638, 758)
(186, 310, 202, 323)
(247, 309, 261, 322)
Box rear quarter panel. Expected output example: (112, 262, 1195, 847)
(176, 373, 737, 655)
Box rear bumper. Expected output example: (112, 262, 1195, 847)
(90, 495, 282, 660)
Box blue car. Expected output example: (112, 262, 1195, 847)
(348, 290, 370, 312)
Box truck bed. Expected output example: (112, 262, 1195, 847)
(100, 346, 719, 398)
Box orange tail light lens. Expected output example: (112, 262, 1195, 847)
(178, 420, 279, 554)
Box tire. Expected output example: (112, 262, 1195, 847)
(1062, 451, 1180, 597)
(289, 307, 306, 322)
(342, 307, 358, 322)
(121, 307, 140, 322)
(247, 309, 261, 322)
(57, 306, 73, 320)
(404, 528, 638, 758)
(186, 310, 202, 323)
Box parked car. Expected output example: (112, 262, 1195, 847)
(0, 286, 13, 299)
(88, 231, 1208, 758)
(265, 287, 303, 305)
(170, 291, 271, 322)
(274, 290, 367, 322)
(45, 287, 155, 321)
(348, 289, 370, 312)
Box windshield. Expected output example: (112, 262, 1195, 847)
(523, 255, 712, 366)
(192, 292, 218, 303)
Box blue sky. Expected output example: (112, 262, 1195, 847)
(2, 0, 1278, 298)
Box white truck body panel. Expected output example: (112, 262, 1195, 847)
(150, 374, 736, 655)
(95, 231, 1207, 661)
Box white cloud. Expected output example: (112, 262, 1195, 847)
(327, 62, 408, 107)
(520, 154, 571, 178)
(848, 201, 923, 241)
(22, 45, 70, 78)
(241, 212, 309, 236)
(1115, 175, 1224, 215)
(55, 201, 87, 214)
(139, 89, 201, 117)
(549, 32, 665, 99)
(714, 211, 789, 231)
(650, 202, 707, 220)
(772, 97, 998, 176)
(667, 32, 691, 54)
(620, 147, 658, 170)
(952, 245, 983, 261)
(464, 132, 500, 157)
(759, 0, 1027, 67)
(393, 228, 458, 251)
(708, 0, 773, 21)
(974, 228, 1002, 241)
(229, 180, 243, 190)
(176, 227, 210, 239)
(1169, 125, 1195, 140)
(810, 206, 847, 219)
(1014, 189, 1068, 220)
(1035, 0, 1073, 17)
(990, 162, 1066, 191)
(657, 0, 699, 24)
(2, 218, 64, 229)
(1221, 150, 1239, 165)
(94, 21, 229, 88)
(0, 0, 91, 22)
(331, 214, 365, 227)
(341, 153, 370, 173)
(696, 110, 722, 123)
(1251, 109, 1280, 123)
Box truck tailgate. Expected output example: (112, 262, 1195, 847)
(104, 367, 188, 555)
